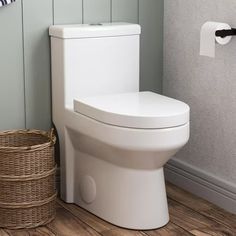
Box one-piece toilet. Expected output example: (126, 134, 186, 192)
(49, 23, 190, 230)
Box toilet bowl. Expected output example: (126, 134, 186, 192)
(49, 23, 190, 230)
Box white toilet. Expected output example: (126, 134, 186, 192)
(49, 23, 190, 230)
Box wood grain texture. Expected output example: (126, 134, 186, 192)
(4, 230, 28, 236)
(166, 182, 213, 212)
(102, 228, 145, 236)
(83, 0, 111, 24)
(5, 228, 55, 236)
(201, 207, 236, 231)
(23, 0, 53, 130)
(47, 206, 101, 236)
(144, 222, 194, 236)
(57, 199, 116, 233)
(190, 226, 235, 236)
(168, 199, 236, 235)
(112, 0, 138, 23)
(54, 0, 83, 24)
(35, 227, 56, 236)
(167, 182, 236, 231)
(168, 198, 220, 231)
(0, 229, 9, 236)
(0, 0, 25, 130)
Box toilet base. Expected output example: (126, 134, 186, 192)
(71, 150, 169, 230)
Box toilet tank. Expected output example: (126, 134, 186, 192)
(49, 23, 141, 108)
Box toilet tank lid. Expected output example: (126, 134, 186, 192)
(49, 22, 141, 39)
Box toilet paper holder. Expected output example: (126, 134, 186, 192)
(215, 28, 236, 38)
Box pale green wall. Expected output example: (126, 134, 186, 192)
(0, 0, 163, 131)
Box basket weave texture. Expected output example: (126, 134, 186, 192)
(0, 129, 57, 229)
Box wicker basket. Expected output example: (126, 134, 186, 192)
(0, 129, 57, 229)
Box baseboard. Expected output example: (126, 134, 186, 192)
(165, 159, 236, 214)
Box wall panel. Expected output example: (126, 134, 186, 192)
(139, 0, 163, 92)
(83, 0, 111, 24)
(112, 0, 138, 23)
(23, 0, 53, 130)
(0, 1, 25, 130)
(54, 0, 82, 24)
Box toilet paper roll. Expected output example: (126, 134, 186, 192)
(200, 21, 232, 58)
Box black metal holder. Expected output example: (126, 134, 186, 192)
(215, 28, 236, 38)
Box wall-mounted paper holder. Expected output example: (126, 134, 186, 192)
(215, 28, 236, 38)
(200, 22, 234, 58)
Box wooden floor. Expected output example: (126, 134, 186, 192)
(1, 182, 236, 236)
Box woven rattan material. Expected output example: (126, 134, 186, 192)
(0, 130, 55, 176)
(0, 150, 55, 176)
(0, 194, 56, 229)
(0, 129, 57, 229)
(0, 168, 56, 204)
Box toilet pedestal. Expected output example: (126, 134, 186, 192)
(72, 150, 169, 230)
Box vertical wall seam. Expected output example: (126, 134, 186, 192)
(82, 0, 84, 24)
(110, 0, 112, 22)
(137, 0, 140, 24)
(21, 0, 27, 129)
(161, 0, 164, 93)
(50, 0, 54, 127)
(138, 0, 141, 91)
(52, 0, 54, 25)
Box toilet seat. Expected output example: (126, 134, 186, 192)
(74, 91, 190, 129)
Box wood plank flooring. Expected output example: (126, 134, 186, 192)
(1, 182, 236, 236)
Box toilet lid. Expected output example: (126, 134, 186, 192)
(74, 92, 190, 129)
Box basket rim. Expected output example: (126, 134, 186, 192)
(0, 129, 56, 152)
